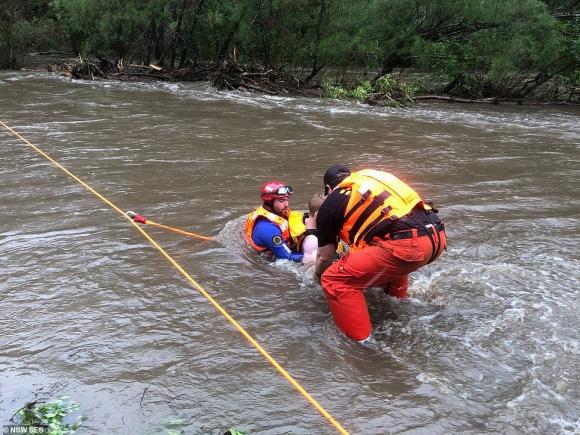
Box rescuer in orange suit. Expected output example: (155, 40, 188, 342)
(315, 164, 446, 341)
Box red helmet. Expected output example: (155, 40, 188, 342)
(260, 180, 293, 202)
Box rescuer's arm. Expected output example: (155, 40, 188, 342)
(315, 243, 336, 280)
(271, 241, 304, 263)
(253, 220, 304, 263)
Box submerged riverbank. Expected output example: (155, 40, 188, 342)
(14, 53, 580, 107)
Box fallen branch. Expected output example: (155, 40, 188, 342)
(140, 384, 151, 407)
(9, 399, 48, 422)
(415, 95, 497, 103)
(242, 71, 274, 78)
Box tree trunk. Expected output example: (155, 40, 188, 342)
(169, 0, 189, 69)
(217, 6, 247, 62)
(156, 17, 166, 65)
(179, 0, 206, 68)
(145, 17, 156, 66)
(304, 0, 326, 84)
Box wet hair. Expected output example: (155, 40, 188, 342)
(308, 192, 325, 216)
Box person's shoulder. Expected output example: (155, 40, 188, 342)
(329, 187, 352, 200)
(302, 233, 318, 244)
(253, 218, 280, 234)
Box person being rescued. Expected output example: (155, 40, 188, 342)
(315, 164, 447, 342)
(302, 193, 325, 265)
(243, 180, 306, 263)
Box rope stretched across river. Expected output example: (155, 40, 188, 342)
(0, 120, 349, 435)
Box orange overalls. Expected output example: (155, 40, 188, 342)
(320, 170, 446, 340)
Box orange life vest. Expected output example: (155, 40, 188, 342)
(336, 169, 428, 251)
(243, 206, 305, 252)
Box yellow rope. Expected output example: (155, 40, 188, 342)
(146, 219, 215, 241)
(0, 120, 349, 435)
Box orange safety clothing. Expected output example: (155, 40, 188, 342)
(321, 230, 446, 341)
(336, 169, 430, 251)
(317, 168, 446, 341)
(244, 206, 306, 252)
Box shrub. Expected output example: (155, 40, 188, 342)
(16, 396, 83, 435)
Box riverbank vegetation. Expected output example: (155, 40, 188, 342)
(1, 0, 578, 104)
(12, 396, 83, 434)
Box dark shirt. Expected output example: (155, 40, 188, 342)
(316, 188, 441, 247)
(316, 189, 349, 247)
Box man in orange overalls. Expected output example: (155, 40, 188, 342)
(315, 164, 446, 341)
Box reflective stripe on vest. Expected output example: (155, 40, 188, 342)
(336, 169, 426, 250)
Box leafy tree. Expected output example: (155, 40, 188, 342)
(0, 0, 58, 68)
(1, 0, 576, 101)
(52, 0, 171, 63)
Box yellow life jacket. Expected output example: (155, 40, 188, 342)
(243, 206, 306, 252)
(288, 210, 307, 249)
(336, 169, 427, 251)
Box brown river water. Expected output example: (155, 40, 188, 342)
(1, 71, 579, 434)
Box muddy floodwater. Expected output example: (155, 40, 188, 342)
(1, 71, 579, 434)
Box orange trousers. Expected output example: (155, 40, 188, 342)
(321, 230, 446, 340)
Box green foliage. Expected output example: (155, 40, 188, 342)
(17, 396, 84, 435)
(0, 0, 59, 67)
(12, 18, 57, 51)
(351, 80, 373, 100)
(375, 74, 418, 102)
(159, 416, 187, 435)
(321, 77, 349, 99)
(1, 0, 577, 101)
(412, 0, 579, 99)
(51, 0, 169, 61)
(322, 75, 417, 106)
